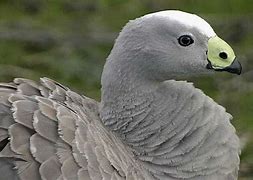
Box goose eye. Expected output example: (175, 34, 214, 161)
(178, 35, 194, 46)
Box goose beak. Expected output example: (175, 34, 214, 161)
(206, 36, 242, 75)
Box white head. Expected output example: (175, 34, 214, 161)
(143, 10, 216, 38)
(102, 10, 241, 89)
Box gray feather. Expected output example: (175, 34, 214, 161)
(9, 124, 33, 155)
(0, 128, 8, 142)
(15, 160, 40, 180)
(37, 97, 57, 121)
(0, 103, 15, 129)
(0, 142, 19, 158)
(0, 157, 20, 180)
(33, 110, 58, 142)
(56, 139, 72, 164)
(12, 100, 38, 129)
(39, 156, 61, 180)
(17, 83, 41, 96)
(77, 169, 91, 180)
(57, 105, 76, 145)
(61, 157, 79, 180)
(30, 133, 55, 163)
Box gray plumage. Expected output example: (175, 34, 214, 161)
(0, 10, 240, 180)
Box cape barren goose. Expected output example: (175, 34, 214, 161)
(0, 10, 241, 180)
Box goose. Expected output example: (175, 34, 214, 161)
(0, 10, 241, 180)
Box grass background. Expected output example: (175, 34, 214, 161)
(0, 0, 252, 179)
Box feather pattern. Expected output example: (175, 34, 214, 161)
(101, 80, 240, 179)
(0, 78, 147, 180)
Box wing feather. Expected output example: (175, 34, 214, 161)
(17, 83, 41, 96)
(0, 128, 8, 142)
(0, 78, 130, 180)
(0, 143, 19, 158)
(37, 97, 57, 121)
(8, 123, 33, 156)
(61, 156, 80, 180)
(56, 139, 72, 164)
(39, 156, 62, 180)
(12, 100, 38, 129)
(30, 133, 55, 163)
(78, 169, 91, 180)
(33, 110, 58, 142)
(15, 160, 40, 180)
(57, 105, 76, 145)
(0, 103, 15, 129)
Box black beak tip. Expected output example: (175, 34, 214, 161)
(236, 66, 242, 75)
(226, 68, 241, 75)
(206, 58, 242, 75)
(224, 58, 242, 75)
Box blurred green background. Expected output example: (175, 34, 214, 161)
(0, 0, 252, 179)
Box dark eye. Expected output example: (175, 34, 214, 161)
(178, 35, 194, 46)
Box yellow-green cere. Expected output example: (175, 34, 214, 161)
(207, 36, 235, 69)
